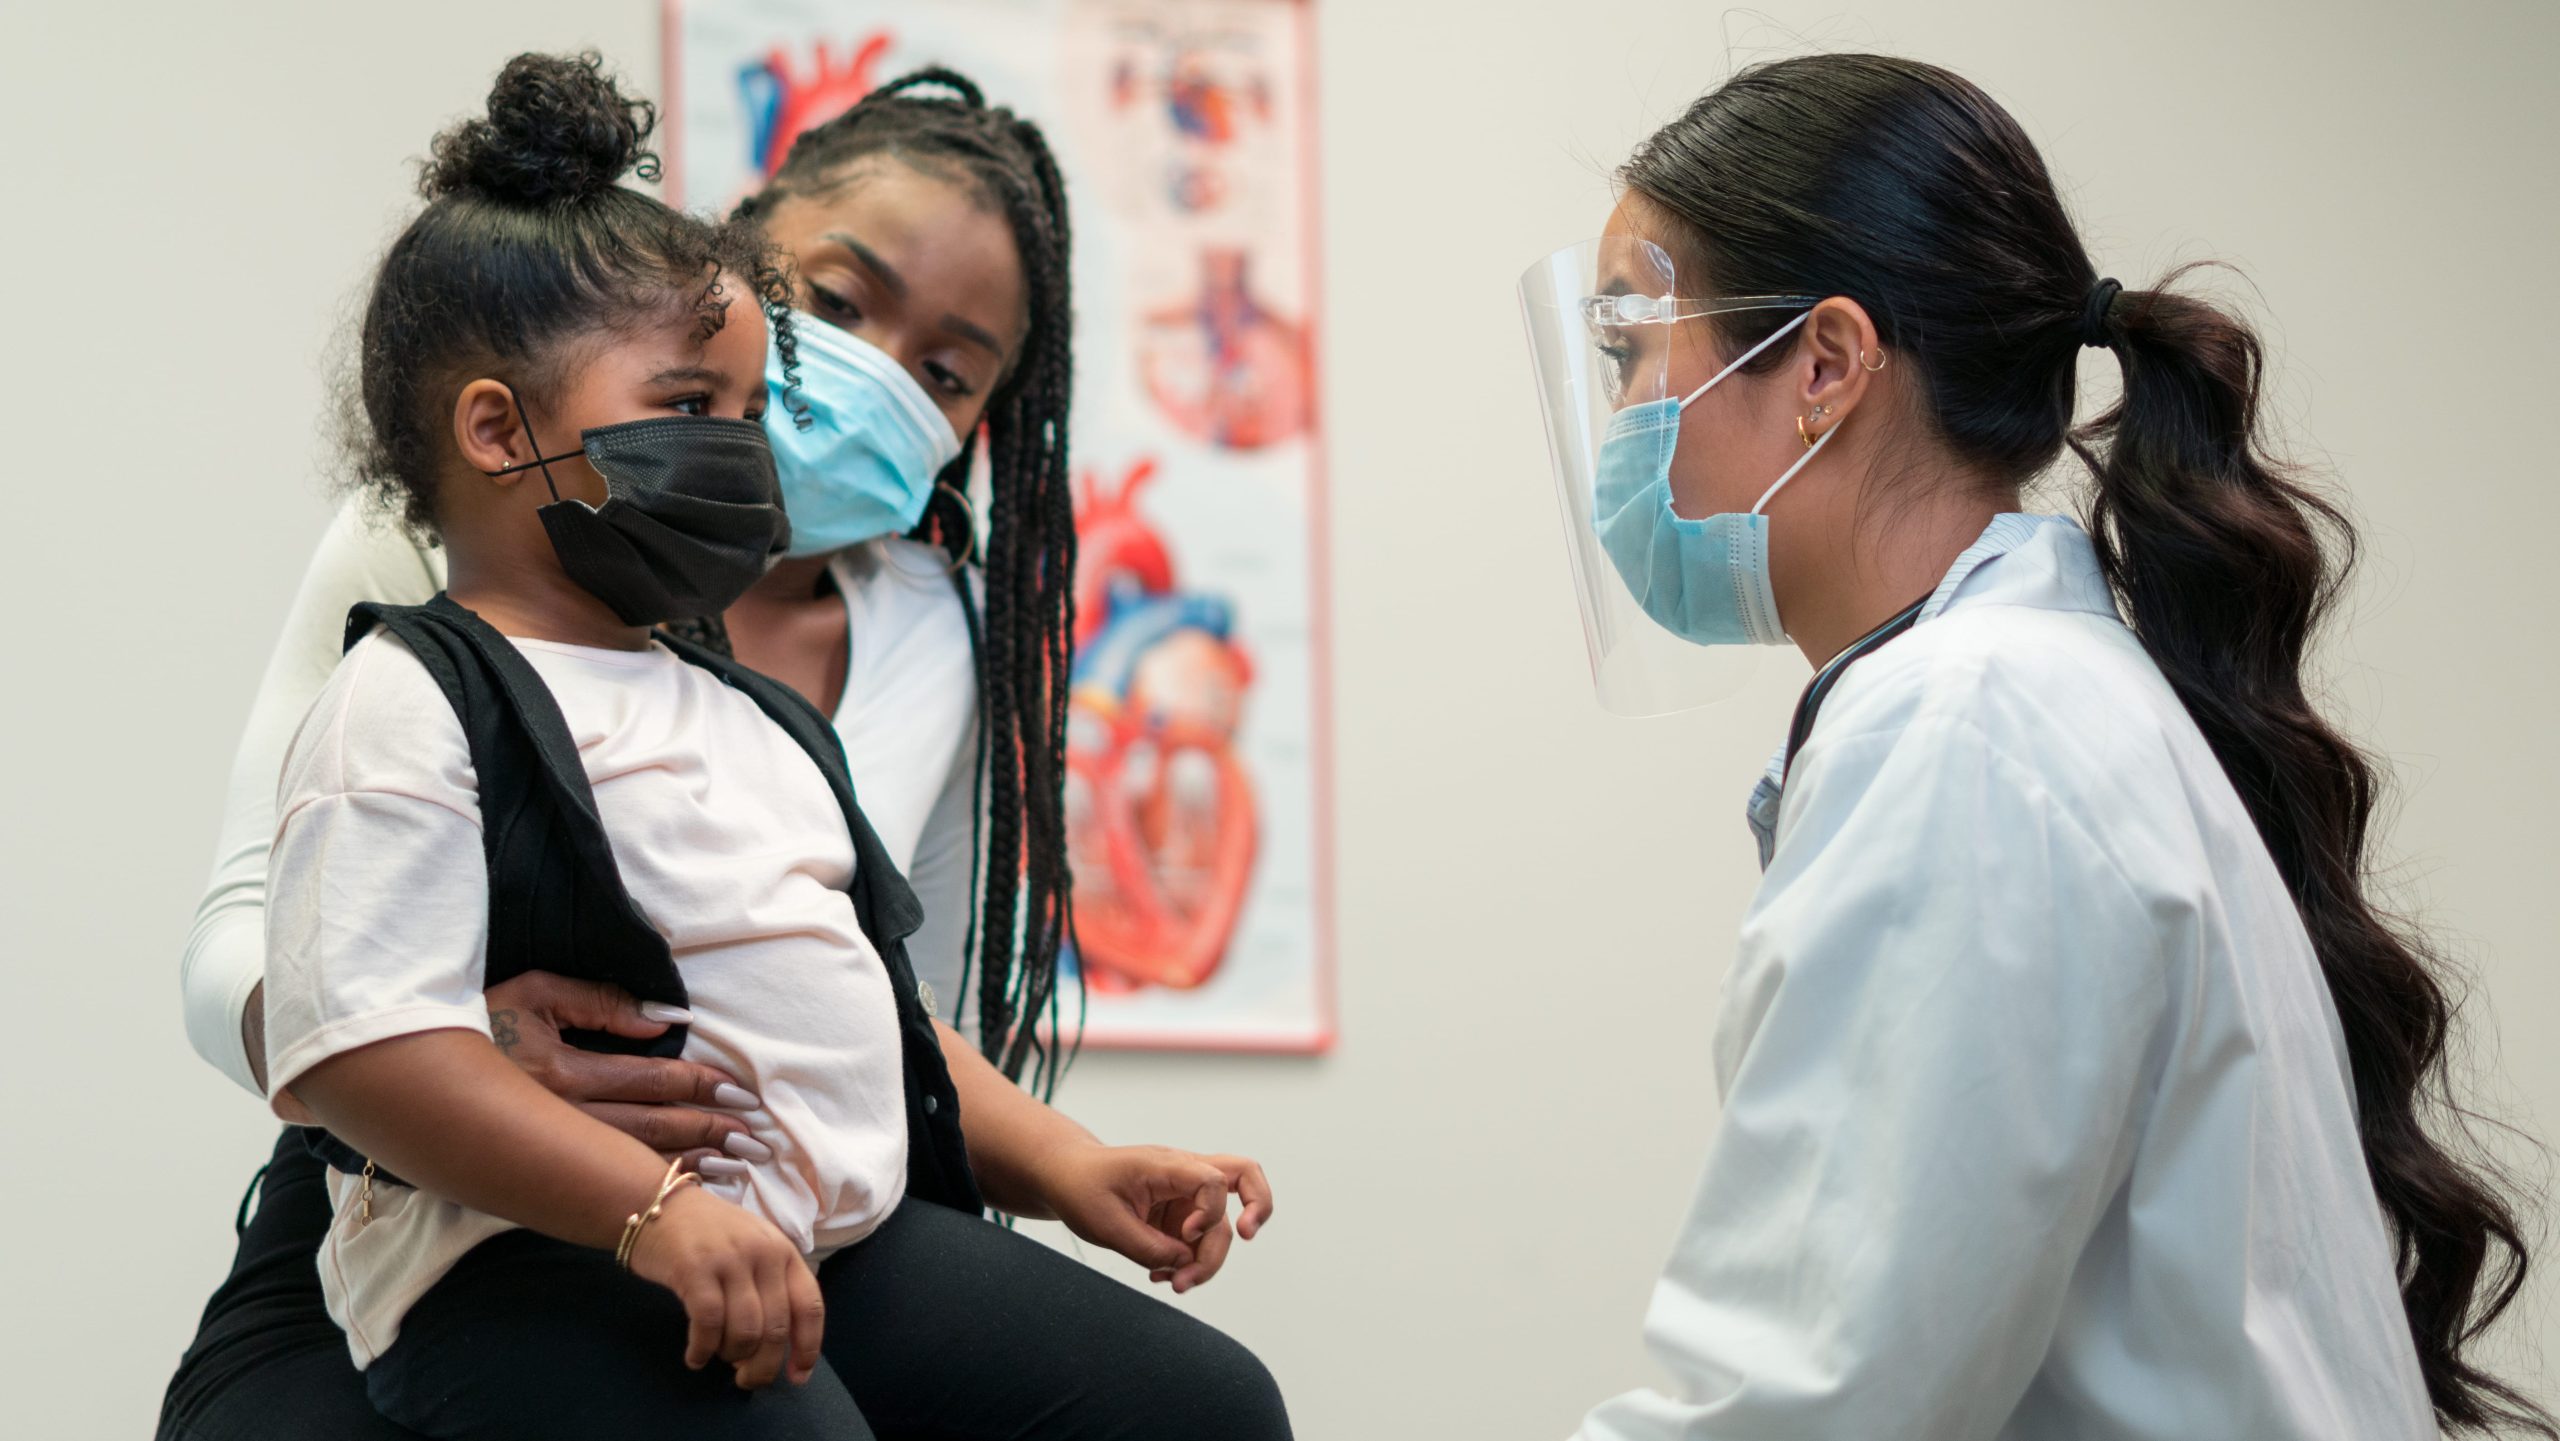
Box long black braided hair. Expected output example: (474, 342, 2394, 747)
(678, 69, 1080, 1094)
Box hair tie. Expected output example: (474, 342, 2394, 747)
(878, 67, 986, 109)
(2080, 278, 2123, 349)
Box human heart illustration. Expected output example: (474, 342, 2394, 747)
(737, 32, 897, 178)
(1067, 459, 1259, 991)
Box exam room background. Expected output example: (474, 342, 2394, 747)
(3, 1, 2555, 1434)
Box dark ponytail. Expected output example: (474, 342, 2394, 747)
(347, 51, 791, 538)
(2080, 278, 2547, 1434)
(1629, 53, 2547, 1433)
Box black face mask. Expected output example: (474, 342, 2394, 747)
(489, 400, 793, 626)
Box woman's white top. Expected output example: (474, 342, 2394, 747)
(1573, 515, 2434, 1441)
(265, 628, 909, 1365)
(180, 499, 980, 1098)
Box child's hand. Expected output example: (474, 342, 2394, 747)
(1040, 1144, 1274, 1293)
(625, 1186, 824, 1389)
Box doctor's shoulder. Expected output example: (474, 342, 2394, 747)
(1806, 601, 2199, 819)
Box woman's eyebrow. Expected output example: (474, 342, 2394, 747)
(824, 232, 907, 298)
(820, 230, 1008, 358)
(941, 313, 1006, 357)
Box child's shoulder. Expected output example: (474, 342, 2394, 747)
(279, 626, 477, 811)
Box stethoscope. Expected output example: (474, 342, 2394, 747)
(1780, 593, 1932, 784)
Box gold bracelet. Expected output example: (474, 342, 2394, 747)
(615, 1158, 702, 1270)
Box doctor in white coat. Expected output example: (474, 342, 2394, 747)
(1517, 53, 2546, 1441)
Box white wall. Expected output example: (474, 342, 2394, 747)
(4, 1, 2555, 1435)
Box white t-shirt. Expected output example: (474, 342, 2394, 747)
(264, 626, 911, 1366)
(181, 499, 981, 1097)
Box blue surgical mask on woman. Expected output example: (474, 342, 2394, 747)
(765, 311, 964, 557)
(1591, 308, 1830, 647)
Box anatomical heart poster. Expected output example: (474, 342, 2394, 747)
(666, 0, 1333, 1050)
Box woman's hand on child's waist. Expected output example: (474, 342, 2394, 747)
(483, 972, 761, 1177)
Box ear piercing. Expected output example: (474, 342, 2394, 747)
(1798, 403, 1833, 450)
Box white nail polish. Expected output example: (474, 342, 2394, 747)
(699, 1156, 751, 1179)
(713, 1084, 761, 1110)
(639, 1002, 694, 1024)
(724, 1133, 774, 1162)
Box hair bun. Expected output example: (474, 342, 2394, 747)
(422, 51, 660, 207)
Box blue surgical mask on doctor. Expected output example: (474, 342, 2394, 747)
(1591, 308, 1833, 647)
(764, 310, 964, 558)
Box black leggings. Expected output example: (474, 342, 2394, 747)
(159, 1130, 1291, 1441)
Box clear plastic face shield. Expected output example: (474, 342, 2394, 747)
(1518, 236, 1817, 716)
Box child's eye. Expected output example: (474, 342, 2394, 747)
(925, 362, 976, 399)
(670, 393, 711, 417)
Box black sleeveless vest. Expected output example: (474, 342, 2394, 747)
(303, 595, 981, 1216)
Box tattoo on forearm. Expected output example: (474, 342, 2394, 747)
(491, 1009, 522, 1054)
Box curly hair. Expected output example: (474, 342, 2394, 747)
(345, 50, 795, 539)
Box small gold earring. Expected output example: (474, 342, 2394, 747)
(1797, 413, 1821, 450)
(1860, 347, 1887, 372)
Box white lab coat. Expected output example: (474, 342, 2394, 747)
(1575, 515, 2435, 1441)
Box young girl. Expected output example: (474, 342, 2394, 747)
(259, 53, 1289, 1440)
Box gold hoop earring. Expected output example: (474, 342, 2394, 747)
(1797, 414, 1820, 450)
(1859, 347, 1887, 373)
(934, 481, 979, 573)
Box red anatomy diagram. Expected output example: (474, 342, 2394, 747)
(1067, 458, 1260, 992)
(1137, 247, 1311, 452)
(737, 32, 895, 176)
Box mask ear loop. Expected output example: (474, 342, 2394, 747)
(1660, 307, 1833, 517)
(482, 388, 583, 502)
(1752, 424, 1835, 516)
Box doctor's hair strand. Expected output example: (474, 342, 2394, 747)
(1625, 53, 2551, 1436)
(739, 68, 1082, 1094)
(342, 50, 794, 540)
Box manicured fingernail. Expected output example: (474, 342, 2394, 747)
(724, 1133, 774, 1162)
(640, 1002, 694, 1024)
(713, 1084, 761, 1110)
(698, 1156, 751, 1179)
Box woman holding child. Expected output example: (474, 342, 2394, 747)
(158, 51, 1289, 1441)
